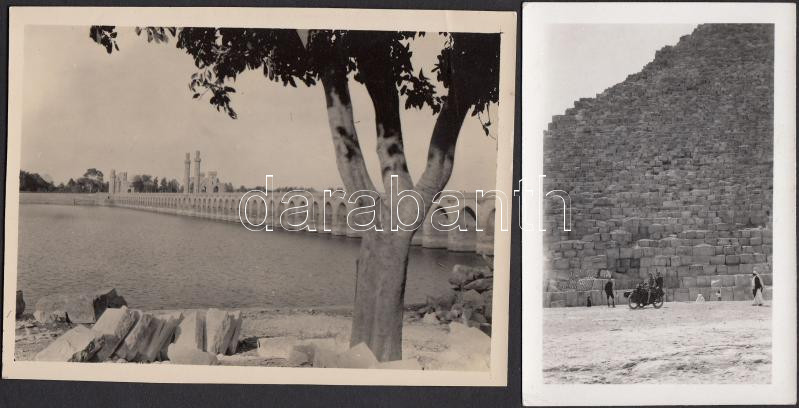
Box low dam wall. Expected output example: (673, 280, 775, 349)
(20, 191, 497, 254)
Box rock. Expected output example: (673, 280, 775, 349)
(91, 306, 138, 361)
(257, 336, 298, 359)
(33, 309, 68, 323)
(462, 289, 485, 308)
(35, 325, 104, 362)
(166, 343, 219, 365)
(470, 311, 488, 324)
(448, 322, 491, 356)
(141, 312, 182, 362)
(482, 290, 493, 320)
(336, 342, 379, 369)
(173, 310, 206, 351)
(311, 348, 340, 368)
(463, 278, 493, 293)
(443, 322, 491, 371)
(426, 291, 457, 311)
(205, 309, 239, 355)
(34, 288, 127, 324)
(375, 358, 422, 370)
(288, 346, 313, 366)
(288, 338, 341, 366)
(114, 311, 164, 362)
(16, 290, 25, 318)
(422, 312, 439, 325)
(449, 265, 490, 287)
(225, 311, 243, 355)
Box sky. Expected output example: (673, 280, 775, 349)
(21, 25, 499, 191)
(540, 24, 697, 121)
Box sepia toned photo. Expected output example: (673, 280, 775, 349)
(540, 22, 776, 384)
(522, 3, 795, 406)
(3, 7, 516, 386)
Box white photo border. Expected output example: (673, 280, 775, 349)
(2, 6, 517, 386)
(522, 2, 796, 405)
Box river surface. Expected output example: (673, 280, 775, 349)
(16, 204, 485, 310)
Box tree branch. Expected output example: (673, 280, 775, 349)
(361, 63, 413, 194)
(414, 86, 471, 208)
(320, 63, 376, 194)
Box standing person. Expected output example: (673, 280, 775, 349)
(752, 271, 765, 306)
(647, 272, 655, 304)
(604, 278, 615, 308)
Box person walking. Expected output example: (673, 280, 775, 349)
(752, 271, 765, 306)
(604, 278, 615, 308)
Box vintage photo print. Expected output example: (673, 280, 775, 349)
(3, 7, 516, 386)
(522, 3, 795, 405)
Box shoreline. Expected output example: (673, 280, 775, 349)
(15, 304, 491, 371)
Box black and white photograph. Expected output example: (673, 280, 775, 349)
(522, 3, 795, 406)
(3, 7, 516, 386)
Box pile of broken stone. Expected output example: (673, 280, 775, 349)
(31, 289, 243, 365)
(416, 264, 493, 335)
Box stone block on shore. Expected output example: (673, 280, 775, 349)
(288, 338, 341, 366)
(336, 342, 379, 369)
(449, 265, 491, 287)
(35, 325, 104, 362)
(114, 311, 152, 361)
(91, 306, 138, 361)
(205, 309, 241, 355)
(34, 288, 127, 324)
(142, 312, 183, 362)
(16, 290, 25, 318)
(166, 343, 219, 365)
(257, 336, 298, 360)
(225, 311, 243, 355)
(174, 310, 206, 351)
(114, 311, 181, 362)
(462, 290, 485, 308)
(463, 278, 492, 293)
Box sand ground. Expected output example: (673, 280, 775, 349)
(15, 307, 490, 371)
(543, 301, 771, 384)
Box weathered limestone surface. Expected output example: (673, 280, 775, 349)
(34, 288, 127, 324)
(111, 311, 181, 362)
(91, 306, 137, 361)
(205, 309, 241, 355)
(542, 25, 774, 306)
(167, 343, 219, 365)
(173, 310, 206, 351)
(35, 325, 104, 362)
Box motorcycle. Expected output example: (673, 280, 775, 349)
(624, 284, 664, 309)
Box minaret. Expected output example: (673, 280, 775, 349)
(109, 169, 116, 195)
(193, 150, 202, 194)
(183, 153, 191, 193)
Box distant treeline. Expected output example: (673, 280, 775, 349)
(20, 169, 108, 193)
(21, 168, 324, 194)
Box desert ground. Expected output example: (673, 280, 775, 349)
(543, 301, 771, 384)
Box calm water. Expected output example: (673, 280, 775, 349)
(17, 204, 484, 310)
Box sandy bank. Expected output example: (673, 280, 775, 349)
(15, 306, 490, 371)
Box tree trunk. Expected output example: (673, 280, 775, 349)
(350, 229, 413, 362)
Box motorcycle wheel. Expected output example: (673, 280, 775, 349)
(628, 295, 638, 309)
(653, 295, 664, 309)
